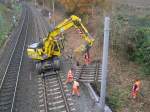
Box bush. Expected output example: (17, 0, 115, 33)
(129, 28, 150, 75)
(0, 3, 22, 47)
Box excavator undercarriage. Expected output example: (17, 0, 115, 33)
(35, 57, 60, 73)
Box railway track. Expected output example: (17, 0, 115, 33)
(38, 13, 49, 35)
(32, 7, 76, 112)
(36, 12, 47, 39)
(37, 72, 76, 112)
(75, 61, 102, 82)
(94, 61, 101, 83)
(32, 7, 48, 41)
(0, 6, 29, 112)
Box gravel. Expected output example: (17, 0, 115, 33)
(61, 59, 101, 112)
(0, 2, 101, 112)
(13, 4, 39, 112)
(0, 8, 25, 84)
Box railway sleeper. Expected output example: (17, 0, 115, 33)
(0, 105, 11, 111)
(48, 100, 64, 105)
(79, 76, 101, 79)
(79, 79, 101, 82)
(48, 105, 65, 111)
(47, 87, 60, 91)
(0, 99, 12, 106)
(0, 91, 14, 97)
(2, 82, 16, 87)
(47, 91, 61, 96)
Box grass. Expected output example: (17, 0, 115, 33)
(0, 3, 22, 48)
(107, 82, 131, 112)
(109, 2, 150, 111)
(0, 3, 11, 47)
(106, 89, 123, 111)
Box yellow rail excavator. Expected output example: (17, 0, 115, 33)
(27, 15, 94, 73)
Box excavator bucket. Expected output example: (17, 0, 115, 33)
(74, 44, 90, 54)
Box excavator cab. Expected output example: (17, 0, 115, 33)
(27, 40, 61, 73)
(27, 42, 44, 60)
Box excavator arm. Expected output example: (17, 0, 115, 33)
(27, 15, 94, 72)
(43, 15, 94, 57)
(47, 15, 93, 43)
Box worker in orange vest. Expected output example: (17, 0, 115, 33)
(72, 79, 80, 97)
(84, 52, 90, 65)
(65, 69, 74, 84)
(131, 80, 141, 99)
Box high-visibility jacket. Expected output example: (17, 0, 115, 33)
(73, 80, 79, 88)
(72, 80, 80, 96)
(132, 80, 141, 98)
(84, 53, 90, 64)
(66, 70, 73, 83)
(132, 80, 141, 91)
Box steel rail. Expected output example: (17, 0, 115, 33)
(34, 8, 74, 112)
(0, 8, 26, 90)
(39, 72, 74, 112)
(42, 73, 49, 112)
(35, 11, 47, 39)
(39, 15, 48, 36)
(75, 61, 102, 83)
(57, 72, 71, 112)
(11, 8, 30, 112)
(0, 6, 30, 112)
(94, 61, 100, 83)
(77, 64, 86, 80)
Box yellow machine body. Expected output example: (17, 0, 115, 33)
(27, 15, 94, 72)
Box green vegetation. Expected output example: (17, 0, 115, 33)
(110, 4, 150, 111)
(106, 89, 123, 111)
(130, 28, 150, 75)
(106, 87, 130, 112)
(112, 6, 150, 76)
(0, 3, 11, 47)
(13, 3, 22, 15)
(126, 14, 150, 75)
(0, 3, 21, 47)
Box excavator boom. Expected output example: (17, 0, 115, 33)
(48, 15, 93, 45)
(27, 15, 94, 73)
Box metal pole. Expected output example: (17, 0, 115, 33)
(43, 0, 44, 8)
(35, 0, 36, 6)
(100, 17, 110, 112)
(52, 0, 55, 26)
(91, 5, 94, 17)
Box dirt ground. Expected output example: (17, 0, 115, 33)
(61, 0, 150, 111)
(33, 3, 102, 111)
(28, 1, 150, 111)
(1, 0, 149, 111)
(45, 0, 150, 111)
(108, 1, 150, 112)
(113, 0, 150, 7)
